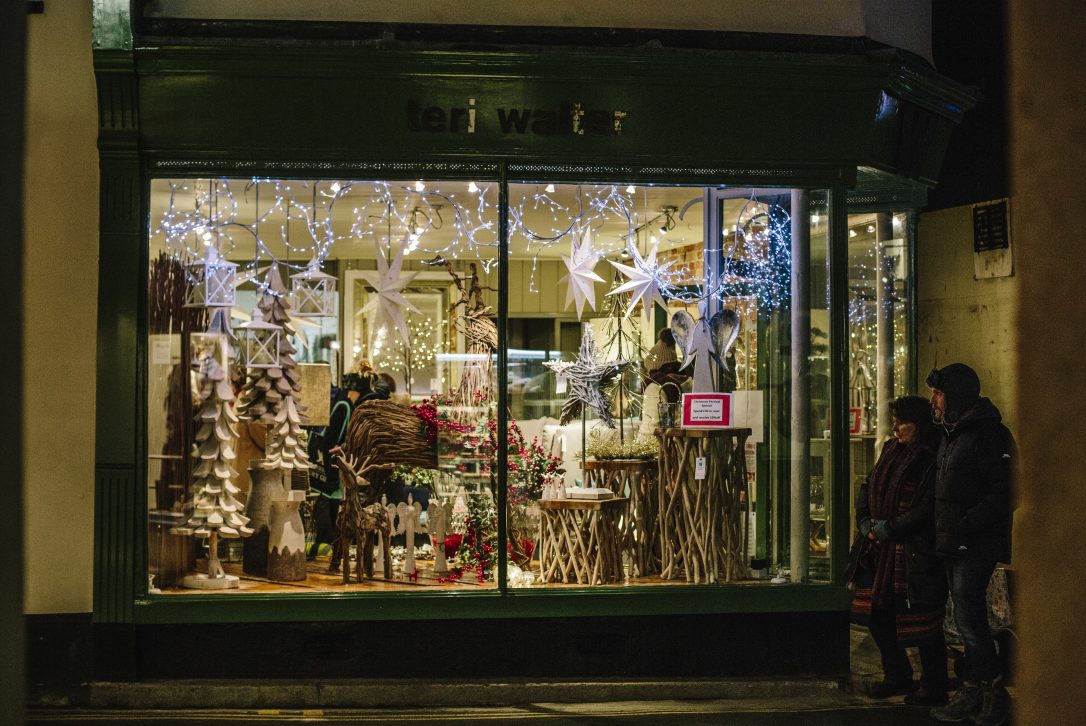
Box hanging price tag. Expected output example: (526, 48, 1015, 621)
(695, 456, 707, 480)
(555, 375, 567, 395)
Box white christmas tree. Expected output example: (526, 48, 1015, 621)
(173, 318, 253, 589)
(238, 264, 310, 474)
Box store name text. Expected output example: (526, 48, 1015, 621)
(406, 99, 628, 136)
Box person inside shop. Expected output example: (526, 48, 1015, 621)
(307, 369, 379, 569)
(849, 395, 948, 706)
(926, 364, 1015, 726)
(638, 328, 689, 438)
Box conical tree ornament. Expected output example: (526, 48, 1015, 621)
(237, 263, 311, 474)
(172, 334, 253, 589)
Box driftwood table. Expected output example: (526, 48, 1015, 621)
(537, 497, 628, 585)
(583, 458, 659, 576)
(655, 427, 751, 584)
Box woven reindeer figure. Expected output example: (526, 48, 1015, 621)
(333, 452, 393, 583)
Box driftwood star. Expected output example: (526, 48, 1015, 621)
(544, 325, 632, 428)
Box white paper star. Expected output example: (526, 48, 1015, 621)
(560, 229, 605, 320)
(359, 240, 420, 346)
(607, 242, 672, 321)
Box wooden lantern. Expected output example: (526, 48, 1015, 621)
(290, 258, 337, 318)
(184, 246, 237, 308)
(239, 308, 281, 368)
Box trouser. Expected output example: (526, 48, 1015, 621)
(869, 605, 949, 689)
(311, 496, 341, 560)
(947, 556, 1000, 683)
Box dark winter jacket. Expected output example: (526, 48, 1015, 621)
(851, 434, 946, 607)
(933, 397, 1015, 563)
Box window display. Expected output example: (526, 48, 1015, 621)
(145, 177, 852, 595)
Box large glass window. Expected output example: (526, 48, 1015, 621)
(846, 211, 912, 542)
(144, 177, 852, 595)
(147, 177, 500, 593)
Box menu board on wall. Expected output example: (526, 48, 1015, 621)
(973, 199, 1013, 279)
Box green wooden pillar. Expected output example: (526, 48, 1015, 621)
(93, 50, 144, 623)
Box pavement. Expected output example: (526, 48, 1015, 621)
(24, 626, 1004, 724)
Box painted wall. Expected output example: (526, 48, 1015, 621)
(145, 0, 932, 63)
(1010, 1, 1086, 718)
(23, 3, 99, 613)
(916, 203, 1017, 430)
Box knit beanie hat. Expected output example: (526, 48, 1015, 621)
(645, 338, 679, 373)
(925, 363, 981, 424)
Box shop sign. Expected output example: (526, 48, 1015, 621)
(681, 393, 732, 428)
(406, 98, 628, 136)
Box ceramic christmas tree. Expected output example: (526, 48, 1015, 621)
(238, 264, 310, 576)
(172, 323, 253, 589)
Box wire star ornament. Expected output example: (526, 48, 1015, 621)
(543, 325, 632, 428)
(359, 240, 420, 346)
(560, 228, 605, 320)
(607, 241, 673, 321)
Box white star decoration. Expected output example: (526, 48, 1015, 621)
(607, 242, 672, 321)
(359, 240, 420, 346)
(560, 229, 605, 320)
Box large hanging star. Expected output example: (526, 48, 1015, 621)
(560, 228, 605, 320)
(607, 242, 672, 321)
(544, 325, 631, 428)
(359, 240, 420, 346)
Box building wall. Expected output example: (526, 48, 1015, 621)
(916, 203, 1017, 429)
(23, 3, 99, 613)
(1010, 0, 1086, 718)
(145, 0, 932, 62)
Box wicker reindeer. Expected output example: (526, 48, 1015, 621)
(332, 452, 393, 583)
(331, 400, 439, 583)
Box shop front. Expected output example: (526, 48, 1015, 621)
(92, 18, 975, 677)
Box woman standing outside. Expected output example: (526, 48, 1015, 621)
(850, 395, 949, 706)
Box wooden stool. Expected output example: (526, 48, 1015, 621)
(537, 498, 628, 585)
(655, 427, 750, 583)
(583, 459, 660, 576)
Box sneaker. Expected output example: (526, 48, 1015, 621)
(904, 686, 949, 707)
(975, 677, 1009, 726)
(866, 679, 916, 699)
(931, 682, 983, 722)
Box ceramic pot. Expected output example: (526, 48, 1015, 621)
(242, 461, 284, 576)
(267, 492, 307, 582)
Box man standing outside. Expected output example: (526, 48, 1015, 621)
(927, 364, 1014, 726)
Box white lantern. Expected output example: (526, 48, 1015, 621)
(290, 258, 337, 318)
(184, 246, 237, 308)
(239, 308, 281, 369)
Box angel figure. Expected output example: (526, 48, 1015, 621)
(397, 495, 423, 578)
(670, 304, 741, 393)
(428, 500, 449, 576)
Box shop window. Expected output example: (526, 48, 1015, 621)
(845, 212, 912, 542)
(504, 184, 832, 588)
(147, 177, 500, 593)
(144, 177, 841, 595)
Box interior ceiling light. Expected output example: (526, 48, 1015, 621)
(849, 229, 858, 238)
(545, 184, 556, 193)
(330, 182, 342, 193)
(415, 181, 425, 192)
(467, 181, 479, 193)
(867, 224, 875, 233)
(625, 185, 636, 194)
